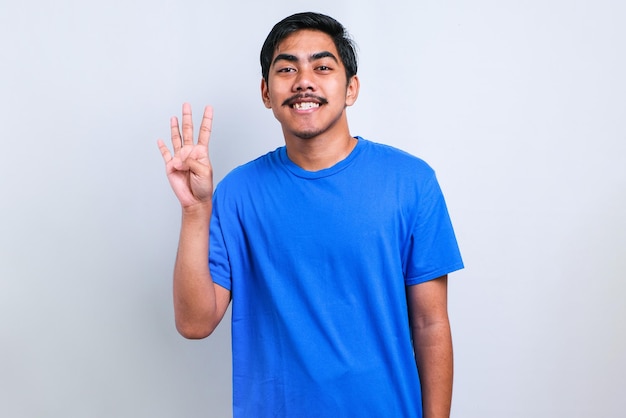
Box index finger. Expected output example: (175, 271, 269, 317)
(197, 105, 214, 147)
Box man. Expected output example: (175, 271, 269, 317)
(158, 12, 463, 418)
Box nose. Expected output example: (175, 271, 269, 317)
(294, 68, 316, 92)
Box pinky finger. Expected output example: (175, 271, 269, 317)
(157, 139, 173, 163)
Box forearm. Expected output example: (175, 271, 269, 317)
(173, 203, 220, 338)
(413, 318, 453, 418)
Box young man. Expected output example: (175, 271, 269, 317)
(158, 12, 463, 418)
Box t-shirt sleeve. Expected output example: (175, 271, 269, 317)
(209, 191, 233, 291)
(404, 171, 464, 285)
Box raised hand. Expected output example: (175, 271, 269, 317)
(158, 103, 214, 208)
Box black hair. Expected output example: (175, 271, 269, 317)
(260, 12, 358, 84)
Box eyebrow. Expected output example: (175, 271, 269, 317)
(272, 51, 339, 66)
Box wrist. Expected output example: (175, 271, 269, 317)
(181, 201, 212, 220)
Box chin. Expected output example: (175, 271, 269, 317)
(284, 124, 326, 140)
(294, 130, 324, 140)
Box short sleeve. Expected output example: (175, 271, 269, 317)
(209, 190, 233, 291)
(404, 172, 464, 285)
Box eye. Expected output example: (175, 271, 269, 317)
(316, 65, 331, 71)
(277, 67, 296, 73)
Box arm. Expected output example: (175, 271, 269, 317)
(157, 103, 231, 339)
(407, 275, 453, 418)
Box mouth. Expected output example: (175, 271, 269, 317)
(282, 94, 328, 109)
(293, 102, 320, 110)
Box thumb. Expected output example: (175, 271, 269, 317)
(185, 157, 212, 178)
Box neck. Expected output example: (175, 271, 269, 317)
(284, 133, 357, 171)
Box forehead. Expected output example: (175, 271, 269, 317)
(273, 29, 339, 60)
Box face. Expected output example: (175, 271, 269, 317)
(261, 29, 359, 141)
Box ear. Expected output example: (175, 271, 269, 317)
(261, 78, 272, 109)
(345, 75, 360, 107)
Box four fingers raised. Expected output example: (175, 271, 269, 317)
(160, 103, 213, 159)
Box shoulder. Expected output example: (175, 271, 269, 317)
(357, 137, 435, 178)
(215, 147, 284, 193)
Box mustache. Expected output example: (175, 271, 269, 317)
(281, 93, 329, 107)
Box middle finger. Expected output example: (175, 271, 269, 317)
(181, 102, 194, 147)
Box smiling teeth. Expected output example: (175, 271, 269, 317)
(293, 102, 320, 110)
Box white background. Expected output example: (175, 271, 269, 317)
(1, 0, 624, 417)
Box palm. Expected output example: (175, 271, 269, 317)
(158, 104, 214, 208)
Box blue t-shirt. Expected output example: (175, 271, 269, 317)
(210, 137, 463, 417)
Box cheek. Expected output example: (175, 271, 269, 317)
(268, 84, 288, 101)
(330, 83, 350, 101)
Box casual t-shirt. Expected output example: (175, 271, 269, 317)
(210, 137, 464, 417)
